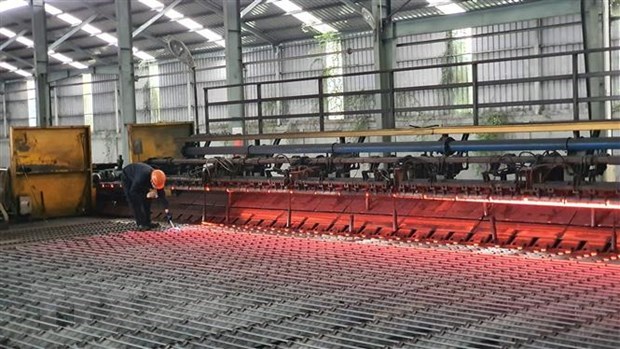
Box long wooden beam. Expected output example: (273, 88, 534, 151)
(181, 120, 620, 142)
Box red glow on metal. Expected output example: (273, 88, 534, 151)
(402, 194, 620, 210)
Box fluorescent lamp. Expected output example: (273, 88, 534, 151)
(294, 12, 319, 24)
(69, 61, 88, 69)
(196, 28, 223, 41)
(177, 18, 202, 30)
(57, 13, 82, 26)
(15, 36, 33, 47)
(427, 0, 466, 14)
(82, 24, 102, 35)
(50, 52, 73, 64)
(436, 3, 465, 14)
(165, 9, 183, 20)
(138, 0, 164, 10)
(96, 33, 118, 45)
(133, 50, 154, 61)
(274, 0, 301, 13)
(313, 23, 337, 34)
(0, 27, 33, 47)
(15, 69, 31, 77)
(274, 0, 336, 33)
(212, 39, 226, 47)
(44, 4, 62, 15)
(0, 0, 27, 13)
(0, 61, 17, 70)
(0, 27, 16, 37)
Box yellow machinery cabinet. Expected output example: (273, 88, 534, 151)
(10, 126, 92, 219)
(128, 122, 193, 163)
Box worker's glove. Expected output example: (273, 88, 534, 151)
(165, 210, 173, 222)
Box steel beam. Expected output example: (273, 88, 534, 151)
(48, 65, 119, 83)
(31, 0, 51, 127)
(82, 1, 168, 51)
(0, 51, 33, 68)
(373, 0, 395, 142)
(116, 0, 137, 162)
(339, 0, 375, 29)
(581, 0, 606, 122)
(240, 0, 264, 18)
(48, 15, 98, 52)
(224, 0, 245, 135)
(1, 18, 112, 66)
(133, 0, 183, 38)
(198, 0, 279, 46)
(1, 82, 7, 138)
(395, 0, 581, 36)
(0, 29, 27, 51)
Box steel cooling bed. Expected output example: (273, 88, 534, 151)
(2, 220, 620, 348)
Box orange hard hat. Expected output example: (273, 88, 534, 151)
(151, 169, 166, 190)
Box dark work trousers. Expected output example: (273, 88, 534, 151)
(121, 175, 152, 227)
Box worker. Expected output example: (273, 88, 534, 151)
(121, 163, 172, 231)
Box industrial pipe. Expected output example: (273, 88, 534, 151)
(184, 137, 620, 157)
(149, 155, 620, 166)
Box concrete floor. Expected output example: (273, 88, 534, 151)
(1, 219, 620, 348)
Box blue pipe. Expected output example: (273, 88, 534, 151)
(450, 137, 620, 152)
(184, 137, 620, 156)
(334, 141, 446, 154)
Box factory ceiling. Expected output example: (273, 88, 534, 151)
(0, 0, 529, 80)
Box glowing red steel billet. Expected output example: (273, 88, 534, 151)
(410, 195, 620, 210)
(206, 187, 620, 211)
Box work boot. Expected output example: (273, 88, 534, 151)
(148, 222, 160, 229)
(137, 225, 149, 231)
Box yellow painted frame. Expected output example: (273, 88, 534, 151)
(128, 122, 193, 163)
(10, 126, 92, 218)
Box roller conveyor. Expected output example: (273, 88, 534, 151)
(2, 220, 620, 348)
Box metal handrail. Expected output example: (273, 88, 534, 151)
(204, 46, 620, 135)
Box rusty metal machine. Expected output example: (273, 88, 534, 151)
(94, 120, 620, 255)
(2, 126, 92, 221)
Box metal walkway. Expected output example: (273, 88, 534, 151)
(2, 221, 620, 348)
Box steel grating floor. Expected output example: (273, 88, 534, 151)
(2, 220, 620, 348)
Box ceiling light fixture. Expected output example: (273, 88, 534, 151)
(0, 61, 31, 77)
(0, 25, 89, 68)
(426, 0, 466, 15)
(138, 0, 225, 47)
(0, 0, 26, 14)
(46, 3, 154, 61)
(273, 0, 336, 34)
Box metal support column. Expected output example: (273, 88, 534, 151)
(52, 85, 58, 126)
(224, 0, 245, 136)
(581, 0, 606, 122)
(372, 0, 395, 142)
(116, 0, 137, 162)
(275, 45, 283, 126)
(31, 0, 51, 127)
(1, 82, 7, 138)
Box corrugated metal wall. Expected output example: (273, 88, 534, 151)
(56, 76, 84, 126)
(91, 75, 117, 132)
(0, 81, 29, 167)
(1, 14, 618, 165)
